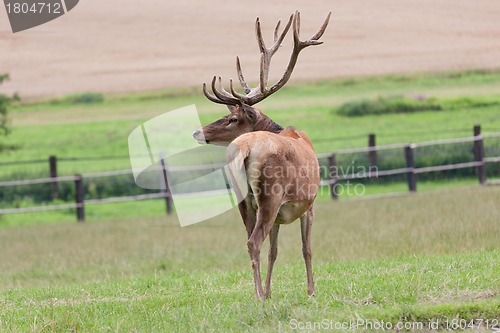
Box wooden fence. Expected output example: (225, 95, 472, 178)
(1, 125, 499, 222)
(0, 169, 173, 222)
(319, 125, 500, 199)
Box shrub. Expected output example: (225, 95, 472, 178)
(65, 92, 105, 104)
(49, 92, 105, 105)
(337, 95, 500, 117)
(337, 95, 442, 117)
(0, 73, 20, 152)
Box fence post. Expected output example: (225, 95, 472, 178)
(404, 145, 417, 192)
(159, 157, 173, 215)
(327, 153, 338, 200)
(473, 125, 487, 185)
(368, 134, 377, 176)
(49, 155, 58, 199)
(75, 174, 85, 222)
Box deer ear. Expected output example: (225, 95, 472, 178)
(226, 105, 238, 113)
(242, 104, 259, 123)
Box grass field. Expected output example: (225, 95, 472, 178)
(0, 186, 499, 331)
(1, 71, 500, 331)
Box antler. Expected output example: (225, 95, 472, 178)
(203, 10, 331, 106)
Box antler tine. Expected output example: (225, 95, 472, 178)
(295, 10, 301, 40)
(203, 82, 229, 105)
(210, 76, 226, 102)
(270, 14, 293, 54)
(310, 11, 331, 41)
(257, 14, 294, 95)
(209, 76, 241, 105)
(229, 78, 249, 102)
(273, 20, 281, 43)
(217, 76, 236, 99)
(292, 10, 302, 47)
(255, 18, 266, 54)
(236, 56, 251, 94)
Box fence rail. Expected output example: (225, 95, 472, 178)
(1, 125, 500, 221)
(0, 175, 80, 187)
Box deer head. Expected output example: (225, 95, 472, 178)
(193, 11, 331, 145)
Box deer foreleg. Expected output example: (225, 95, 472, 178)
(264, 223, 280, 298)
(300, 206, 315, 296)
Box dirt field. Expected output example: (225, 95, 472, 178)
(1, 0, 500, 99)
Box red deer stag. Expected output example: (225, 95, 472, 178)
(193, 11, 331, 300)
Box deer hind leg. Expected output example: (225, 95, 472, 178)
(300, 205, 315, 296)
(264, 223, 280, 298)
(247, 202, 280, 301)
(238, 198, 256, 240)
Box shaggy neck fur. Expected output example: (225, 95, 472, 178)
(255, 114, 283, 134)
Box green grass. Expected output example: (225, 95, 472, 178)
(1, 253, 498, 332)
(0, 199, 167, 227)
(0, 186, 499, 331)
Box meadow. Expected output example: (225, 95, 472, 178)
(0, 70, 500, 331)
(0, 186, 499, 332)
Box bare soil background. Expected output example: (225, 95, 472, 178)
(1, 0, 500, 99)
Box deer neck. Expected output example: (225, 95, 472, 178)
(254, 114, 283, 134)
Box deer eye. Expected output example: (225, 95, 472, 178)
(229, 118, 238, 124)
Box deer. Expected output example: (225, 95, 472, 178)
(193, 11, 331, 300)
